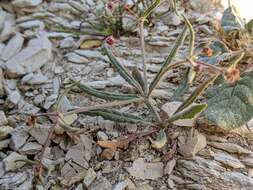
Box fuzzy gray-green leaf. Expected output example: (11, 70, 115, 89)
(82, 108, 148, 124)
(75, 81, 139, 101)
(149, 26, 188, 95)
(247, 19, 253, 34)
(221, 5, 244, 33)
(175, 74, 218, 113)
(204, 71, 253, 129)
(167, 104, 207, 124)
(103, 44, 143, 94)
(171, 67, 197, 102)
(132, 67, 145, 91)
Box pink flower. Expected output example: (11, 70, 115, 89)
(105, 36, 115, 45)
(107, 1, 115, 11)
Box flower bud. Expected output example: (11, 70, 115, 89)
(105, 35, 115, 45)
(107, 0, 115, 11)
(203, 47, 213, 57)
(224, 68, 240, 84)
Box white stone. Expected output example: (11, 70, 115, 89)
(214, 153, 245, 169)
(179, 132, 207, 157)
(5, 35, 52, 76)
(0, 111, 8, 126)
(66, 52, 89, 64)
(83, 168, 97, 187)
(3, 152, 27, 171)
(127, 158, 164, 180)
(60, 37, 75, 48)
(19, 142, 42, 155)
(0, 33, 24, 61)
(0, 126, 14, 140)
(12, 0, 43, 8)
(18, 20, 44, 29)
(8, 90, 21, 105)
(97, 131, 108, 141)
(0, 11, 16, 43)
(164, 159, 176, 175)
(10, 130, 29, 150)
(26, 73, 48, 85)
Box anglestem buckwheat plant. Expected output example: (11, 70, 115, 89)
(29, 0, 248, 155)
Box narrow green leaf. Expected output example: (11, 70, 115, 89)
(81, 108, 149, 125)
(131, 67, 145, 91)
(102, 44, 144, 94)
(181, 14, 195, 56)
(74, 80, 139, 101)
(149, 26, 188, 95)
(247, 19, 253, 34)
(170, 67, 196, 101)
(141, 0, 161, 19)
(170, 15, 195, 101)
(166, 104, 207, 124)
(175, 74, 218, 113)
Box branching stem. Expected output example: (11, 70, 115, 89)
(139, 18, 149, 96)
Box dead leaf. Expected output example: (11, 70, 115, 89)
(97, 129, 158, 150)
(80, 39, 102, 49)
(98, 139, 128, 150)
(100, 148, 114, 160)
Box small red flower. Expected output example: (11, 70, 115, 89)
(105, 36, 115, 45)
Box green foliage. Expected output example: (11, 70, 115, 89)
(247, 19, 253, 34)
(220, 5, 252, 49)
(131, 67, 145, 91)
(64, 5, 213, 130)
(81, 108, 149, 125)
(149, 26, 188, 95)
(74, 81, 139, 101)
(103, 44, 144, 94)
(204, 71, 253, 129)
(170, 67, 196, 102)
(166, 104, 207, 124)
(221, 5, 244, 33)
(141, 0, 161, 19)
(175, 74, 218, 113)
(170, 13, 196, 101)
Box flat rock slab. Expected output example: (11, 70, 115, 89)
(12, 0, 43, 8)
(3, 152, 27, 171)
(5, 35, 52, 77)
(208, 142, 252, 155)
(126, 158, 164, 180)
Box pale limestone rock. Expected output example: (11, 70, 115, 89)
(3, 152, 27, 171)
(0, 33, 24, 61)
(127, 158, 164, 180)
(5, 35, 52, 77)
(12, 0, 43, 8)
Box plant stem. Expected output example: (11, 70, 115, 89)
(139, 19, 149, 96)
(146, 100, 162, 124)
(187, 58, 225, 74)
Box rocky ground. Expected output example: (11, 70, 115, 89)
(1, 0, 253, 190)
